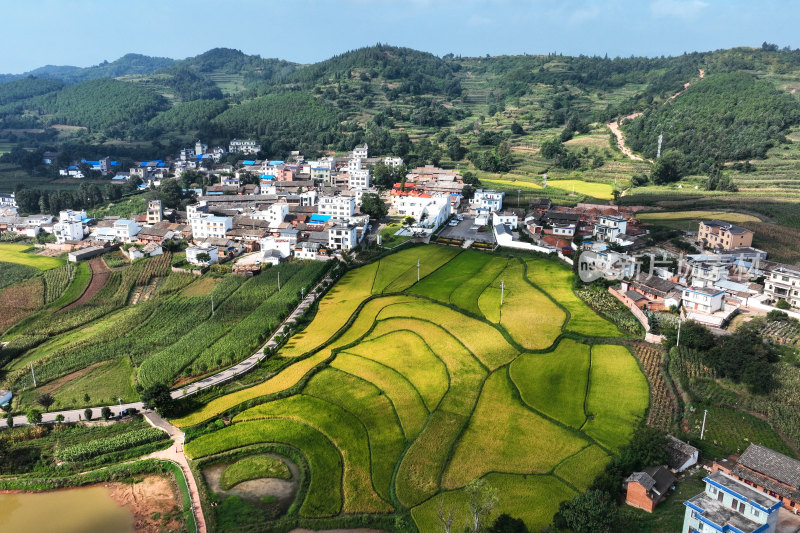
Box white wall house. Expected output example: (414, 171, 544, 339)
(470, 189, 504, 213)
(187, 201, 208, 220)
(229, 139, 261, 154)
(352, 143, 368, 159)
(253, 203, 289, 227)
(593, 215, 628, 242)
(59, 210, 87, 223)
(347, 158, 371, 189)
(551, 223, 576, 237)
(682, 471, 781, 533)
(259, 237, 293, 259)
(186, 245, 218, 265)
(53, 221, 84, 243)
(113, 219, 141, 243)
(492, 212, 518, 229)
(681, 286, 725, 314)
(395, 195, 451, 229)
(764, 266, 800, 308)
(329, 224, 358, 251)
(318, 196, 355, 219)
(384, 156, 403, 168)
(190, 215, 233, 240)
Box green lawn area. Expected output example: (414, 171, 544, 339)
(379, 221, 412, 248)
(0, 243, 64, 270)
(220, 455, 291, 490)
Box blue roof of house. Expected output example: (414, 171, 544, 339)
(140, 162, 149, 167)
(82, 159, 100, 165)
(137, 184, 147, 189)
(68, 165, 78, 170)
(242, 160, 256, 165)
(269, 160, 284, 166)
(111, 161, 118, 166)
(310, 214, 332, 222)
(157, 163, 166, 168)
(196, 155, 203, 161)
(259, 174, 274, 180)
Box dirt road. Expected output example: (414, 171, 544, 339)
(60, 257, 110, 311)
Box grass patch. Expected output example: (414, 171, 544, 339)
(510, 339, 590, 428)
(379, 221, 412, 248)
(547, 179, 614, 200)
(443, 371, 587, 489)
(373, 245, 460, 294)
(221, 455, 291, 490)
(583, 345, 650, 450)
(0, 261, 40, 290)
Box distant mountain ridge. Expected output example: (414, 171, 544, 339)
(0, 53, 176, 83)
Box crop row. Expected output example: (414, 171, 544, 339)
(42, 265, 73, 304)
(631, 342, 680, 429)
(54, 427, 168, 462)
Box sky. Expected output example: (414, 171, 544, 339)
(0, 0, 797, 73)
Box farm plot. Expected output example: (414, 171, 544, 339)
(443, 371, 587, 489)
(412, 473, 577, 533)
(372, 245, 460, 294)
(185, 418, 343, 517)
(481, 259, 565, 350)
(525, 257, 622, 337)
(546, 179, 615, 200)
(0, 261, 39, 290)
(583, 345, 650, 450)
(175, 245, 647, 531)
(510, 339, 590, 428)
(0, 243, 63, 270)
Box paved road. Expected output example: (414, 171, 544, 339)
(0, 274, 332, 429)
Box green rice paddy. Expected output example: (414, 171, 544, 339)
(180, 246, 648, 531)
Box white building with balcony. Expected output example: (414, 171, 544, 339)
(470, 189, 504, 213)
(681, 286, 725, 314)
(113, 219, 141, 243)
(53, 221, 84, 243)
(764, 265, 800, 308)
(329, 224, 358, 251)
(318, 196, 355, 219)
(190, 215, 233, 240)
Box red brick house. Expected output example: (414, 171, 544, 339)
(624, 465, 676, 512)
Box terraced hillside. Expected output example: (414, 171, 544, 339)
(180, 246, 648, 532)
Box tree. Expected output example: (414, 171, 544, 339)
(36, 393, 55, 411)
(446, 135, 466, 160)
(650, 152, 681, 185)
(101, 406, 112, 420)
(5, 412, 14, 428)
(84, 408, 93, 421)
(360, 193, 388, 220)
(488, 514, 529, 533)
(55, 414, 65, 423)
(155, 178, 184, 209)
(466, 478, 499, 533)
(510, 122, 524, 135)
(556, 490, 618, 533)
(141, 383, 174, 415)
(26, 409, 42, 424)
(437, 500, 456, 533)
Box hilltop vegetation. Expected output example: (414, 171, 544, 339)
(623, 72, 800, 175)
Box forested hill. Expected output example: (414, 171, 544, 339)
(622, 72, 800, 174)
(0, 53, 175, 84)
(4, 43, 800, 173)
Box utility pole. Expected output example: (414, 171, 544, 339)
(500, 280, 505, 306)
(657, 132, 664, 159)
(700, 409, 708, 440)
(30, 362, 37, 387)
(676, 318, 682, 347)
(211, 294, 214, 316)
(417, 259, 420, 282)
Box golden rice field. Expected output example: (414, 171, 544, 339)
(179, 246, 648, 532)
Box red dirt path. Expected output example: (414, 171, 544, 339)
(60, 257, 110, 311)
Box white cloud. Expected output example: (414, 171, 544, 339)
(650, 0, 709, 18)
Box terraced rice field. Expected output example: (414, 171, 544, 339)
(0, 243, 64, 270)
(181, 246, 648, 532)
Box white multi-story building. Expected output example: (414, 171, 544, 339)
(764, 265, 800, 308)
(195, 140, 208, 156)
(146, 200, 163, 225)
(593, 215, 628, 242)
(53, 221, 84, 243)
(59, 210, 87, 223)
(260, 237, 293, 259)
(681, 286, 725, 314)
(113, 219, 141, 243)
(318, 196, 355, 219)
(470, 189, 504, 213)
(229, 139, 261, 154)
(186, 245, 218, 265)
(347, 158, 371, 190)
(395, 194, 451, 229)
(253, 203, 289, 227)
(180, 148, 195, 162)
(682, 471, 781, 533)
(384, 156, 403, 168)
(187, 202, 208, 220)
(352, 143, 368, 159)
(0, 193, 16, 208)
(190, 215, 233, 240)
(329, 224, 358, 251)
(492, 212, 518, 229)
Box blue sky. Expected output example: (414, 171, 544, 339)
(0, 0, 796, 73)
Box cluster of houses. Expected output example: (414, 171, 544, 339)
(622, 437, 800, 532)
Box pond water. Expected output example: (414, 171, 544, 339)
(0, 486, 134, 533)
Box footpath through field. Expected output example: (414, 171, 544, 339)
(0, 273, 334, 428)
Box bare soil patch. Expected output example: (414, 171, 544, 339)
(107, 475, 184, 533)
